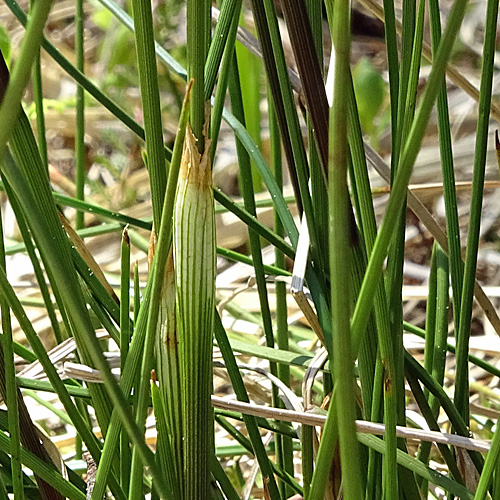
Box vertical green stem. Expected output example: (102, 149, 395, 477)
(120, 227, 131, 493)
(210, 2, 240, 164)
(235, 30, 263, 192)
(4, 184, 64, 343)
(134, 261, 140, 323)
(428, 0, 463, 330)
(270, 96, 293, 496)
(328, 1, 362, 498)
(417, 243, 438, 491)
(387, 2, 425, 495)
(120, 227, 131, 380)
(205, 0, 242, 100)
(423, 245, 438, 401)
(187, 0, 210, 148)
(382, 0, 399, 147)
(131, 0, 166, 231)
(75, 0, 85, 230)
(494, 466, 500, 500)
(31, 48, 48, 169)
(418, 242, 450, 496)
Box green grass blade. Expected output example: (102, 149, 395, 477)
(151, 381, 178, 499)
(235, 37, 263, 192)
(3, 0, 172, 161)
(131, 0, 166, 231)
(209, 4, 239, 163)
(187, 0, 210, 146)
(3, 180, 65, 343)
(358, 434, 473, 500)
(0, 433, 86, 500)
(475, 415, 500, 498)
(119, 228, 132, 494)
(416, 244, 438, 491)
(270, 94, 294, 496)
(428, 0, 463, 329)
(210, 453, 241, 500)
(350, 0, 469, 358)
(0, 89, 166, 500)
(381, 0, 399, 146)
(325, 1, 362, 498)
(454, 0, 499, 423)
(0, 207, 23, 499)
(214, 313, 282, 499)
(0, 0, 53, 156)
(75, 0, 85, 230)
(419, 243, 451, 494)
(205, 0, 242, 100)
(30, 32, 48, 170)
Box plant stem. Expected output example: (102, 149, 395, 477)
(75, 0, 85, 230)
(187, 0, 210, 148)
(327, 0, 363, 498)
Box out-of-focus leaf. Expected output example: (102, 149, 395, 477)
(0, 27, 11, 65)
(352, 57, 386, 134)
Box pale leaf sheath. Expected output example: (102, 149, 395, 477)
(173, 123, 215, 500)
(154, 245, 183, 495)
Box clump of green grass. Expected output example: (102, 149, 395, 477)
(0, 0, 499, 498)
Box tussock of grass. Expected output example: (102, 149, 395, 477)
(0, 0, 499, 499)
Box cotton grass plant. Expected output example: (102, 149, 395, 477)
(0, 0, 499, 498)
